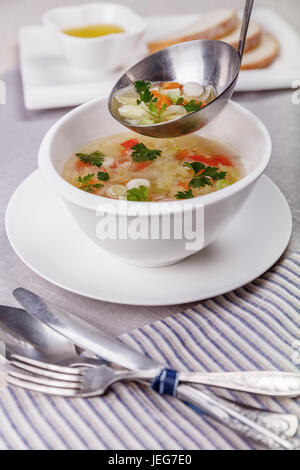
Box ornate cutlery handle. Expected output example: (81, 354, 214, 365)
(131, 369, 300, 397)
(178, 371, 300, 397)
(176, 384, 299, 450)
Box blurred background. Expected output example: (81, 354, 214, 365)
(1, 0, 299, 74)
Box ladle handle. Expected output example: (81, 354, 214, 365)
(238, 0, 255, 59)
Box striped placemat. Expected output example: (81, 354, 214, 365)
(0, 252, 299, 450)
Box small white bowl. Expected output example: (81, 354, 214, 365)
(42, 3, 146, 73)
(38, 97, 271, 267)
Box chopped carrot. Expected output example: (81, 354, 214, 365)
(151, 90, 160, 98)
(159, 95, 171, 108)
(178, 181, 189, 190)
(163, 82, 181, 90)
(151, 90, 171, 109)
(175, 150, 191, 161)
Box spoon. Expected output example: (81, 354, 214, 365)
(108, 0, 254, 138)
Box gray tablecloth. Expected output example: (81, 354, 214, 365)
(0, 68, 299, 336)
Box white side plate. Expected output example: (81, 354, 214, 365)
(5, 171, 292, 306)
(19, 9, 300, 110)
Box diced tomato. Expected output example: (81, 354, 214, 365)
(135, 161, 151, 171)
(190, 155, 215, 165)
(162, 82, 181, 90)
(213, 155, 234, 167)
(76, 159, 92, 170)
(121, 138, 139, 149)
(190, 154, 233, 167)
(110, 162, 118, 169)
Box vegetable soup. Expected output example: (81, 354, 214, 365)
(62, 133, 245, 202)
(113, 80, 217, 126)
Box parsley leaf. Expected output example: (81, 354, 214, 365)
(189, 166, 227, 188)
(183, 162, 205, 174)
(97, 171, 109, 181)
(175, 189, 194, 200)
(203, 167, 227, 181)
(130, 143, 161, 162)
(184, 100, 202, 113)
(76, 174, 103, 193)
(76, 151, 104, 168)
(134, 80, 151, 94)
(134, 80, 157, 106)
(127, 185, 148, 201)
(189, 176, 212, 188)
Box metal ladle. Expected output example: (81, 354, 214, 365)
(108, 0, 254, 138)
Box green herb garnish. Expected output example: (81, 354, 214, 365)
(189, 166, 227, 188)
(127, 185, 148, 201)
(76, 151, 104, 168)
(97, 171, 109, 181)
(175, 189, 194, 200)
(183, 162, 205, 174)
(184, 100, 202, 113)
(183, 161, 227, 188)
(130, 143, 161, 162)
(134, 80, 152, 94)
(134, 80, 158, 106)
(76, 174, 103, 193)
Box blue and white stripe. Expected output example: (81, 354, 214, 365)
(0, 252, 299, 450)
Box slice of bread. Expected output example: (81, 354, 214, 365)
(219, 21, 262, 52)
(148, 9, 238, 54)
(241, 33, 279, 70)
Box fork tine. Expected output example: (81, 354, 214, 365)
(10, 359, 82, 382)
(7, 367, 80, 389)
(6, 375, 79, 397)
(11, 354, 79, 374)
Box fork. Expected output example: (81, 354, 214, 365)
(5, 357, 300, 450)
(7, 353, 300, 397)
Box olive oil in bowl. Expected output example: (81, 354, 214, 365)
(62, 24, 125, 38)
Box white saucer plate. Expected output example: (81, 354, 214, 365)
(19, 9, 300, 110)
(5, 171, 292, 306)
